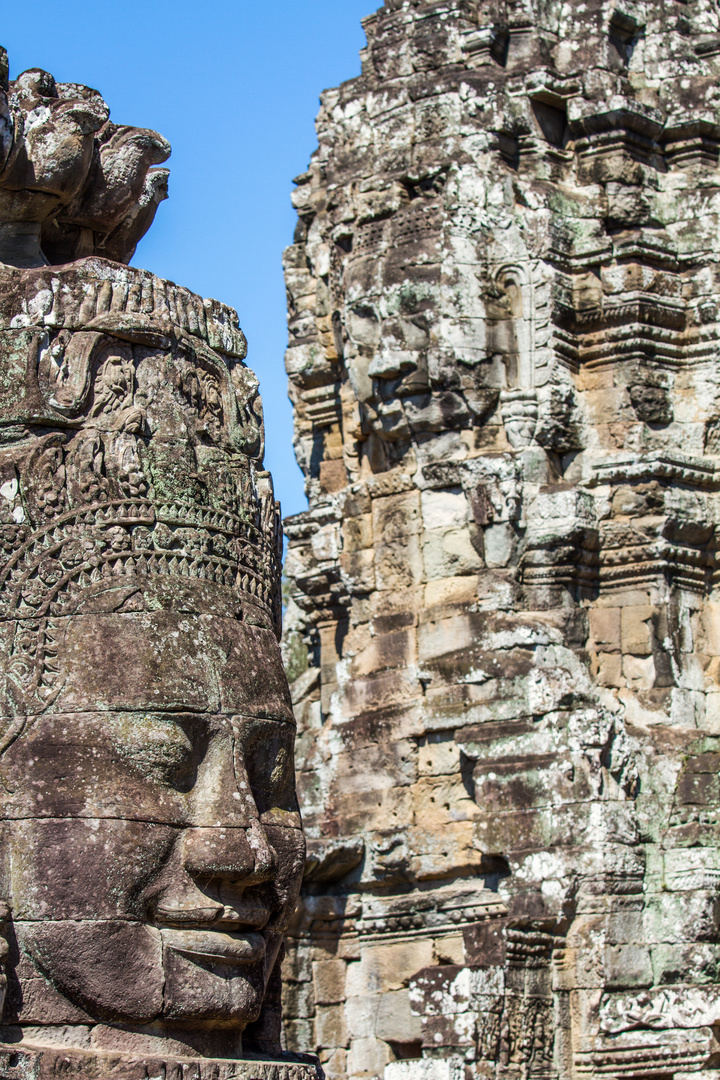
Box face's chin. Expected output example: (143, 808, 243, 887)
(159, 929, 283, 1028)
(16, 920, 283, 1031)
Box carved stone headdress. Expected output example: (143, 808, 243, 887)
(0, 48, 283, 739)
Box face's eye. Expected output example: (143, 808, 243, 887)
(109, 715, 197, 790)
(234, 719, 298, 815)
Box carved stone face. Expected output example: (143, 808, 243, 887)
(0, 261, 298, 1054)
(326, 217, 502, 474)
(0, 636, 303, 1036)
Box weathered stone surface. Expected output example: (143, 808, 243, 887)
(0, 48, 170, 268)
(0, 47, 317, 1080)
(282, 2, 720, 1078)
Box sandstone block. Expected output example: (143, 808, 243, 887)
(621, 605, 655, 655)
(421, 490, 470, 531)
(604, 945, 653, 990)
(432, 934, 466, 966)
(376, 536, 424, 590)
(411, 776, 479, 828)
(422, 528, 483, 580)
(339, 548, 377, 593)
(420, 1013, 477, 1049)
(605, 908, 645, 946)
(385, 1060, 464, 1080)
(406, 822, 484, 881)
(482, 523, 516, 569)
(346, 941, 435, 997)
(344, 514, 374, 553)
(424, 576, 479, 612)
(671, 687, 704, 727)
(418, 615, 476, 661)
(330, 741, 417, 796)
(700, 691, 720, 733)
(341, 669, 423, 716)
(596, 651, 623, 687)
(320, 1049, 348, 1080)
(315, 1004, 349, 1049)
(332, 786, 415, 837)
(623, 654, 656, 688)
(375, 990, 422, 1043)
(347, 1038, 394, 1078)
(284, 979, 317, 1019)
(285, 1019, 315, 1055)
(351, 629, 417, 676)
(589, 607, 621, 649)
(320, 459, 349, 494)
(701, 603, 720, 655)
(344, 994, 381, 1040)
(373, 491, 421, 541)
(650, 942, 720, 985)
(417, 736, 461, 777)
(313, 960, 348, 1005)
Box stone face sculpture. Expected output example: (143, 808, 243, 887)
(282, 2, 720, 1079)
(0, 48, 314, 1080)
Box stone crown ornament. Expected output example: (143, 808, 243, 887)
(0, 46, 170, 269)
(0, 47, 315, 1080)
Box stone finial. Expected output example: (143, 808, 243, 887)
(0, 48, 170, 268)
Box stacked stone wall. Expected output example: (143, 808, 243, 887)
(281, 3, 720, 1077)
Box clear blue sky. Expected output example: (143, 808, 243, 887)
(2, 1, 374, 518)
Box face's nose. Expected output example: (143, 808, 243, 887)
(182, 819, 276, 886)
(150, 719, 277, 926)
(183, 720, 278, 885)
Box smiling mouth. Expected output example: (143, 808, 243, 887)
(160, 928, 266, 965)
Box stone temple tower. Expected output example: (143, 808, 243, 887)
(281, 2, 720, 1078)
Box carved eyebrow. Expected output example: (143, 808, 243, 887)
(135, 714, 196, 730)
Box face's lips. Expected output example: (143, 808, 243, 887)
(160, 927, 266, 965)
(219, 902, 269, 928)
(154, 902, 269, 928)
